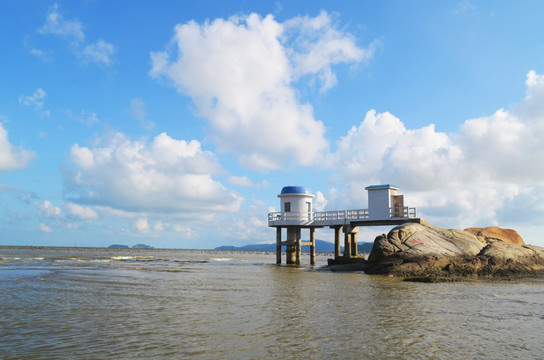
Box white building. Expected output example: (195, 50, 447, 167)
(365, 184, 405, 220)
(276, 186, 315, 223)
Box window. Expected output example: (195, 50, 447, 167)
(284, 202, 291, 212)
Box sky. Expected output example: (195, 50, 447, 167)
(2, 0, 544, 249)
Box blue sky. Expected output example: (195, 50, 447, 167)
(2, 1, 544, 248)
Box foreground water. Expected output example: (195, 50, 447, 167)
(1, 247, 543, 359)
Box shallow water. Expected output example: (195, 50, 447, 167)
(1, 247, 543, 359)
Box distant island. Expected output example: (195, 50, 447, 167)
(215, 239, 373, 253)
(108, 244, 154, 249)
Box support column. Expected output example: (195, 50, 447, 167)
(344, 227, 351, 257)
(351, 232, 358, 256)
(276, 227, 282, 265)
(334, 227, 341, 259)
(286, 227, 297, 264)
(310, 227, 316, 266)
(295, 227, 301, 265)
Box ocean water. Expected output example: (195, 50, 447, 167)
(1, 247, 543, 359)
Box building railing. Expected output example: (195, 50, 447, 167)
(390, 206, 417, 218)
(268, 207, 417, 226)
(312, 209, 369, 221)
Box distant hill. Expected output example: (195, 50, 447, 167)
(132, 244, 154, 249)
(108, 244, 153, 249)
(215, 240, 374, 253)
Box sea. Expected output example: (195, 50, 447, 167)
(1, 246, 543, 360)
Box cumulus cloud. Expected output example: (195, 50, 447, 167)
(64, 109, 100, 126)
(130, 98, 155, 130)
(66, 202, 98, 220)
(313, 191, 327, 212)
(19, 88, 47, 110)
(135, 218, 150, 233)
(81, 39, 116, 65)
(327, 71, 544, 232)
(221, 199, 273, 242)
(38, 200, 62, 218)
(227, 175, 268, 188)
(38, 3, 85, 43)
(37, 4, 115, 66)
(284, 11, 377, 91)
(64, 132, 242, 215)
(150, 12, 375, 170)
(0, 123, 35, 171)
(39, 223, 52, 233)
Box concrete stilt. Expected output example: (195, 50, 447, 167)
(351, 227, 359, 256)
(334, 227, 341, 259)
(344, 228, 351, 257)
(295, 228, 301, 265)
(276, 227, 282, 265)
(310, 227, 316, 266)
(286, 227, 297, 264)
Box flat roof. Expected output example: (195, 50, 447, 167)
(365, 184, 399, 190)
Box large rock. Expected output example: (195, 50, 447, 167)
(365, 222, 544, 280)
(464, 226, 524, 245)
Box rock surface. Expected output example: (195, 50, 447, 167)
(365, 222, 544, 281)
(464, 226, 524, 245)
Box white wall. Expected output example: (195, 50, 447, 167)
(367, 187, 396, 220)
(279, 195, 313, 220)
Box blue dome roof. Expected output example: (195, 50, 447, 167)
(280, 186, 311, 195)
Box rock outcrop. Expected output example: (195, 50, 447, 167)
(365, 222, 544, 281)
(464, 226, 524, 245)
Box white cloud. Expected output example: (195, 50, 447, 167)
(227, 175, 268, 188)
(39, 223, 52, 233)
(64, 132, 242, 215)
(221, 199, 274, 242)
(38, 200, 61, 218)
(284, 11, 377, 91)
(18, 88, 47, 110)
(38, 3, 85, 43)
(0, 123, 35, 171)
(29, 48, 53, 62)
(37, 4, 115, 66)
(150, 12, 375, 170)
(81, 39, 116, 66)
(64, 109, 100, 126)
(130, 98, 155, 130)
(313, 191, 327, 212)
(327, 71, 544, 236)
(329, 109, 463, 191)
(66, 202, 98, 220)
(135, 218, 150, 233)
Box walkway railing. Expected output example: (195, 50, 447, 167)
(268, 206, 417, 226)
(390, 206, 417, 218)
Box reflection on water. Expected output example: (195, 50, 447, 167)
(1, 247, 543, 359)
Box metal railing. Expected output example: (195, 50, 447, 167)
(312, 209, 369, 222)
(389, 206, 417, 218)
(268, 207, 417, 225)
(268, 212, 313, 222)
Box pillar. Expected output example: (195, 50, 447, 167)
(295, 227, 301, 265)
(286, 227, 298, 264)
(344, 228, 351, 257)
(351, 232, 358, 256)
(276, 227, 282, 264)
(310, 227, 316, 266)
(334, 227, 341, 259)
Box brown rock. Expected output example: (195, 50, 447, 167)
(464, 226, 524, 245)
(365, 222, 544, 280)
